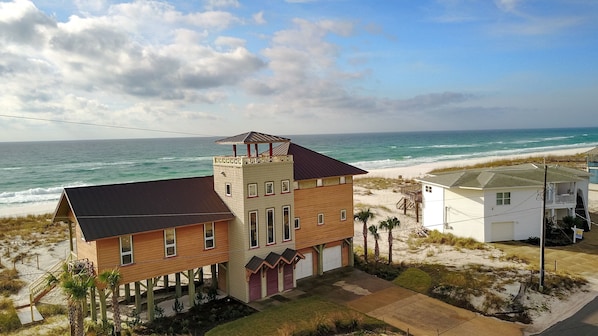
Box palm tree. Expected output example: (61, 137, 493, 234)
(368, 224, 380, 262)
(99, 269, 122, 336)
(52, 263, 94, 336)
(379, 216, 401, 264)
(354, 209, 375, 262)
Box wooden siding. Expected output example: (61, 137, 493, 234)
(74, 221, 99, 268)
(94, 220, 229, 284)
(294, 183, 354, 249)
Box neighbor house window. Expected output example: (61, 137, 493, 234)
(283, 206, 291, 241)
(267, 208, 275, 245)
(164, 228, 176, 257)
(497, 192, 511, 205)
(317, 213, 324, 225)
(204, 222, 215, 249)
(340, 176, 346, 184)
(340, 209, 347, 221)
(249, 211, 258, 248)
(225, 183, 232, 196)
(317, 179, 323, 187)
(120, 235, 133, 265)
(294, 218, 300, 229)
(248, 183, 258, 198)
(425, 185, 432, 193)
(265, 181, 274, 195)
(281, 180, 290, 193)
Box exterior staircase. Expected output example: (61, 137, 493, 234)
(16, 254, 72, 325)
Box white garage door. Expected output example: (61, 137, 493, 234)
(492, 221, 514, 242)
(323, 245, 342, 272)
(295, 252, 313, 279)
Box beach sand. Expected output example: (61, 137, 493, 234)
(3, 146, 596, 334)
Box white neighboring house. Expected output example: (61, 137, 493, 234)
(416, 164, 591, 242)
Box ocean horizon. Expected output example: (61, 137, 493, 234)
(2, 127, 598, 215)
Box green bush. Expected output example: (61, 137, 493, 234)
(0, 298, 21, 333)
(393, 268, 432, 293)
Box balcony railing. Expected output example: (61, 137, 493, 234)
(547, 193, 575, 205)
(214, 155, 293, 166)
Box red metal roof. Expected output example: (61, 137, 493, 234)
(271, 142, 368, 180)
(215, 131, 290, 145)
(56, 176, 234, 241)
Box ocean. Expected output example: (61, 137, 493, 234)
(1, 127, 598, 214)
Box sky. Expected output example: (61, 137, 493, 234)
(0, 0, 597, 141)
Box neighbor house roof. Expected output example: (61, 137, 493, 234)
(215, 131, 290, 145)
(417, 164, 589, 190)
(271, 142, 368, 180)
(53, 176, 234, 241)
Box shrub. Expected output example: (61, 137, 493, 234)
(0, 298, 20, 333)
(393, 268, 432, 293)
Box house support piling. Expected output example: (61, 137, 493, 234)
(146, 278, 155, 322)
(188, 269, 195, 307)
(134, 282, 141, 314)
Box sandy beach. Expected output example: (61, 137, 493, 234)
(3, 145, 597, 334)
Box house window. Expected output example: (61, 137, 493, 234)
(283, 206, 291, 241)
(249, 211, 258, 248)
(317, 213, 324, 225)
(497, 192, 511, 205)
(294, 218, 300, 229)
(225, 183, 232, 196)
(120, 235, 133, 265)
(267, 208, 275, 245)
(164, 228, 176, 257)
(293, 181, 299, 190)
(425, 185, 432, 193)
(340, 209, 347, 221)
(204, 222, 215, 249)
(340, 176, 346, 184)
(248, 183, 258, 198)
(317, 179, 323, 187)
(281, 180, 290, 193)
(265, 181, 274, 195)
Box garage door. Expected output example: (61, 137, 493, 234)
(248, 272, 261, 301)
(295, 252, 313, 279)
(266, 267, 278, 296)
(323, 245, 342, 272)
(492, 221, 514, 242)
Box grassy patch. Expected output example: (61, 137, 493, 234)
(393, 268, 431, 293)
(429, 154, 586, 174)
(0, 214, 68, 243)
(0, 267, 25, 296)
(420, 230, 488, 250)
(354, 177, 402, 190)
(0, 298, 21, 333)
(206, 296, 389, 336)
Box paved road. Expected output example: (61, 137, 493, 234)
(537, 296, 598, 336)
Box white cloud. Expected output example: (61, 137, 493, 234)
(253, 11, 265, 25)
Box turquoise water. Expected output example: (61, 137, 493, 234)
(1, 127, 598, 210)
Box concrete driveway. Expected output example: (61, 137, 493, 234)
(288, 268, 525, 336)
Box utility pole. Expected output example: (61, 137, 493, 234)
(539, 164, 547, 291)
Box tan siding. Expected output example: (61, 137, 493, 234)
(74, 222, 98, 268)
(294, 183, 354, 250)
(95, 221, 229, 284)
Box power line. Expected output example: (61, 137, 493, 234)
(0, 113, 213, 137)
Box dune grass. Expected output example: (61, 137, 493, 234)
(393, 268, 431, 293)
(206, 296, 390, 336)
(415, 230, 488, 251)
(430, 154, 587, 174)
(0, 214, 68, 244)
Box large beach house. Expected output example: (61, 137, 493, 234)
(417, 164, 591, 243)
(51, 132, 366, 319)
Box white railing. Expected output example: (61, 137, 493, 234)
(213, 155, 293, 165)
(555, 194, 575, 204)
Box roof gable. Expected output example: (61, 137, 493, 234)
(54, 176, 234, 241)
